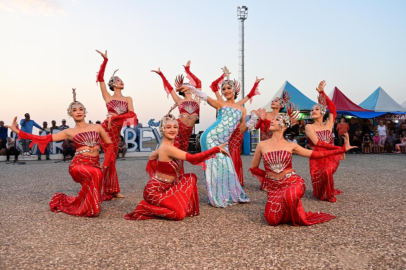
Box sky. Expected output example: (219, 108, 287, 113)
(1, 0, 405, 132)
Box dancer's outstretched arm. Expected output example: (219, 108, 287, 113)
(162, 142, 229, 161)
(183, 61, 202, 89)
(293, 133, 356, 158)
(236, 77, 264, 106)
(95, 50, 112, 102)
(151, 68, 182, 104)
(178, 86, 222, 110)
(316, 80, 336, 125)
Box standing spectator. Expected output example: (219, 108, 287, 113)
(59, 119, 69, 130)
(0, 137, 6, 156)
(361, 119, 372, 137)
(62, 140, 76, 161)
(20, 113, 41, 156)
(362, 133, 372, 154)
(37, 121, 50, 160)
(6, 137, 19, 162)
(372, 131, 381, 154)
(336, 117, 350, 146)
(386, 130, 397, 153)
(50, 120, 59, 134)
(0, 121, 8, 141)
(118, 135, 127, 158)
(298, 120, 306, 135)
(375, 120, 387, 152)
(348, 117, 359, 144)
(351, 131, 362, 153)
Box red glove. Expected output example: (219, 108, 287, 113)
(310, 146, 345, 159)
(186, 147, 220, 170)
(146, 159, 158, 177)
(184, 66, 202, 89)
(249, 167, 266, 178)
(247, 81, 260, 104)
(319, 91, 337, 120)
(316, 140, 342, 150)
(102, 143, 115, 168)
(111, 111, 136, 122)
(210, 73, 224, 93)
(17, 129, 52, 154)
(255, 118, 271, 132)
(96, 58, 108, 83)
(156, 71, 174, 97)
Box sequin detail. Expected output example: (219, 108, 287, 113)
(179, 100, 200, 115)
(106, 100, 128, 115)
(73, 131, 101, 149)
(263, 150, 293, 174)
(200, 106, 250, 207)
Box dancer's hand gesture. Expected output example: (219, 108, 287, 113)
(343, 133, 357, 151)
(96, 50, 108, 59)
(218, 143, 230, 157)
(316, 80, 326, 92)
(255, 76, 264, 83)
(260, 108, 266, 120)
(151, 68, 161, 74)
(5, 117, 19, 133)
(184, 60, 191, 68)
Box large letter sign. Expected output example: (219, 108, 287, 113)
(139, 127, 153, 152)
(124, 128, 138, 152)
(51, 129, 63, 154)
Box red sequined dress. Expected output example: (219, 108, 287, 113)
(250, 150, 336, 226)
(49, 131, 104, 217)
(229, 124, 245, 186)
(101, 100, 135, 201)
(175, 100, 199, 152)
(308, 130, 343, 202)
(124, 147, 219, 221)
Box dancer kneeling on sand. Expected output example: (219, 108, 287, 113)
(152, 60, 202, 173)
(6, 90, 115, 217)
(249, 102, 356, 226)
(305, 80, 344, 202)
(124, 108, 229, 221)
(95, 50, 137, 200)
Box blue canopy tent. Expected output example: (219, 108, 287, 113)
(262, 81, 316, 111)
(359, 87, 406, 114)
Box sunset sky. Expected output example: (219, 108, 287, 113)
(1, 0, 405, 132)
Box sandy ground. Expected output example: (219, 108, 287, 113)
(1, 154, 405, 269)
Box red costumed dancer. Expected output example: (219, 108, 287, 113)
(125, 111, 229, 221)
(152, 61, 202, 172)
(254, 91, 290, 142)
(249, 103, 356, 226)
(211, 72, 264, 186)
(96, 50, 137, 201)
(305, 80, 343, 202)
(6, 90, 115, 217)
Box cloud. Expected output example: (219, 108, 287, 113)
(0, 0, 68, 16)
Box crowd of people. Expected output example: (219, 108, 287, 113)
(295, 117, 406, 154)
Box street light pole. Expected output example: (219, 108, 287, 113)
(237, 6, 248, 105)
